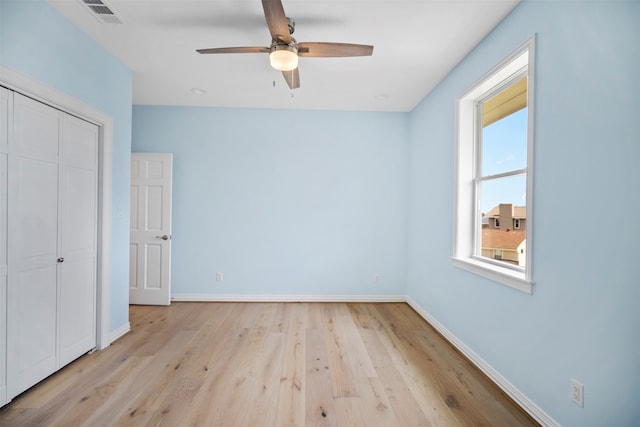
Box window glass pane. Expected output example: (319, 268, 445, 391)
(481, 83, 528, 177)
(478, 174, 526, 215)
(478, 175, 527, 267)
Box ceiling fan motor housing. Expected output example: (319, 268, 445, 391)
(286, 17, 295, 34)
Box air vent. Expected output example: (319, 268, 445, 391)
(88, 5, 113, 15)
(81, 0, 122, 24)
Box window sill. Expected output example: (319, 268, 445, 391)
(451, 257, 533, 294)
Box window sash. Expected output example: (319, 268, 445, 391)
(473, 94, 527, 268)
(473, 174, 527, 273)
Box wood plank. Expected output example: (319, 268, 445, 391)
(241, 332, 286, 426)
(180, 326, 253, 425)
(305, 328, 336, 427)
(274, 303, 306, 426)
(359, 329, 433, 426)
(319, 304, 376, 398)
(305, 302, 324, 329)
(181, 303, 265, 425)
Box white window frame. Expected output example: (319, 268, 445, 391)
(452, 37, 535, 293)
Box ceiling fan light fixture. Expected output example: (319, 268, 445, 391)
(269, 43, 298, 71)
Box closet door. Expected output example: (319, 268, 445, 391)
(7, 93, 60, 397)
(6, 93, 98, 399)
(0, 87, 10, 406)
(58, 113, 98, 367)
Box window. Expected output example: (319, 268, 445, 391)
(453, 37, 534, 293)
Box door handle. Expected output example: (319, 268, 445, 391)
(155, 235, 170, 240)
(57, 257, 64, 263)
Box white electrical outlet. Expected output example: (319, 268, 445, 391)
(374, 274, 380, 283)
(216, 272, 223, 282)
(570, 378, 584, 407)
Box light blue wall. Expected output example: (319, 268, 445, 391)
(132, 106, 408, 296)
(1, 0, 132, 332)
(407, 1, 640, 426)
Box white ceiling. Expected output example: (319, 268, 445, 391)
(48, 0, 520, 112)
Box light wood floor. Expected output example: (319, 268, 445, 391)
(0, 302, 538, 426)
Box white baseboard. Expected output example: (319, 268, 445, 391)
(171, 294, 406, 303)
(0, 386, 6, 407)
(405, 297, 558, 427)
(109, 322, 130, 344)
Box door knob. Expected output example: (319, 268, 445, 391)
(57, 257, 64, 263)
(155, 235, 170, 240)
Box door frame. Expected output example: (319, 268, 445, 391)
(1, 65, 113, 350)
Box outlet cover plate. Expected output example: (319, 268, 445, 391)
(570, 378, 584, 407)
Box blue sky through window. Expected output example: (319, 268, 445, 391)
(480, 107, 528, 214)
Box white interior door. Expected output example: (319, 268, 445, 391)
(8, 93, 60, 397)
(130, 153, 172, 305)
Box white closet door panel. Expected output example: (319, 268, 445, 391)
(10, 265, 57, 397)
(13, 158, 59, 268)
(58, 166, 96, 366)
(13, 93, 59, 162)
(61, 113, 97, 170)
(58, 113, 97, 367)
(58, 258, 95, 367)
(59, 167, 97, 257)
(8, 92, 60, 399)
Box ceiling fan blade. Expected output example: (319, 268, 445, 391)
(282, 68, 300, 89)
(197, 46, 269, 54)
(262, 0, 291, 44)
(298, 42, 373, 58)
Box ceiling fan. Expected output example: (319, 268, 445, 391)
(196, 0, 374, 89)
